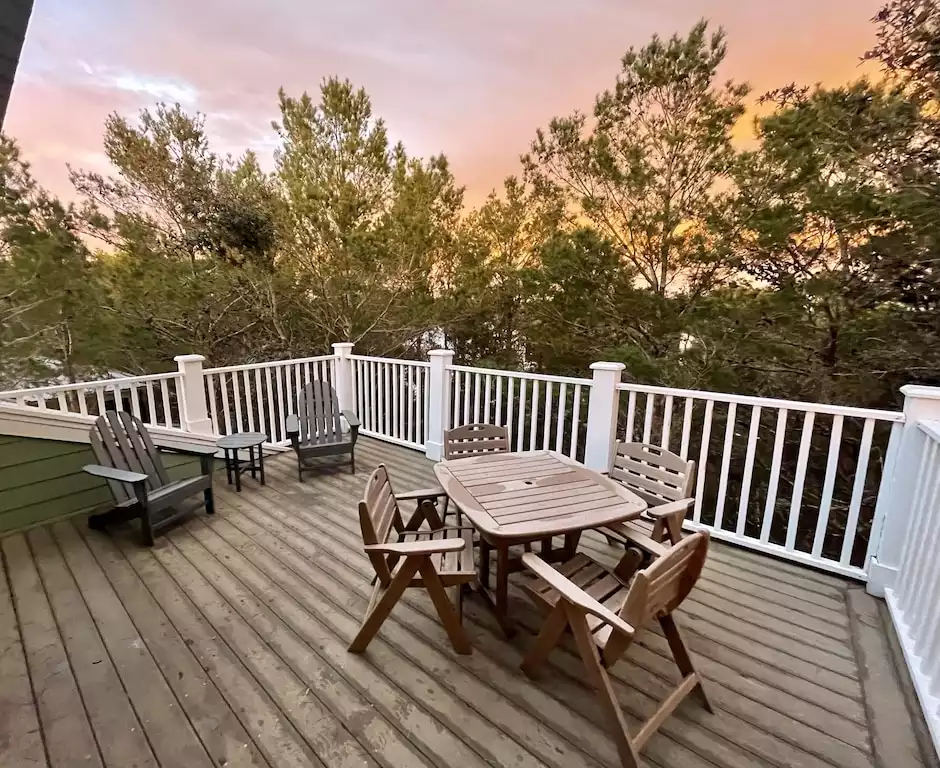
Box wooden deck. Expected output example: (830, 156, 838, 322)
(0, 438, 932, 768)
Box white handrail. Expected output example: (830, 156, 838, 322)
(204, 354, 336, 375)
(617, 381, 904, 422)
(0, 371, 181, 399)
(350, 354, 430, 368)
(449, 364, 592, 387)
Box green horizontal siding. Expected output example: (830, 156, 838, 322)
(0, 434, 208, 536)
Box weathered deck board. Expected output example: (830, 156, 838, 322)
(0, 437, 929, 768)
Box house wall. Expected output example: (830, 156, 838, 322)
(0, 434, 204, 535)
(0, 0, 33, 127)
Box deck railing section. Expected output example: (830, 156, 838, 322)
(351, 355, 430, 450)
(203, 355, 337, 445)
(448, 365, 591, 462)
(884, 419, 940, 751)
(615, 382, 904, 578)
(0, 372, 184, 429)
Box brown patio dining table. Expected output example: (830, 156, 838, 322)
(433, 449, 647, 635)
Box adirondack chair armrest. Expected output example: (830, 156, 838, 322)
(342, 410, 360, 429)
(83, 464, 149, 486)
(396, 485, 447, 502)
(284, 413, 300, 442)
(521, 553, 636, 639)
(158, 443, 218, 457)
(364, 538, 465, 556)
(645, 497, 694, 520)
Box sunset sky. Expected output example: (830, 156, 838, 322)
(6, 0, 884, 206)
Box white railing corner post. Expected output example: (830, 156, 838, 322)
(583, 361, 625, 471)
(332, 342, 355, 414)
(867, 384, 940, 596)
(426, 349, 454, 461)
(173, 354, 213, 435)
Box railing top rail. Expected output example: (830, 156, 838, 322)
(203, 355, 336, 375)
(349, 354, 431, 367)
(0, 371, 182, 399)
(448, 364, 592, 387)
(617, 381, 905, 422)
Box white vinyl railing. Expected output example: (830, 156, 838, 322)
(885, 419, 940, 750)
(0, 372, 184, 429)
(616, 382, 904, 579)
(351, 355, 430, 450)
(203, 355, 337, 445)
(449, 365, 591, 462)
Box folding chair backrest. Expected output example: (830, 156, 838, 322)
(298, 380, 344, 443)
(89, 411, 170, 502)
(609, 441, 695, 509)
(358, 465, 403, 584)
(621, 531, 709, 627)
(444, 423, 509, 459)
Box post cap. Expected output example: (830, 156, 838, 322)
(174, 354, 206, 363)
(428, 349, 455, 358)
(589, 362, 626, 372)
(900, 384, 940, 400)
(332, 342, 354, 352)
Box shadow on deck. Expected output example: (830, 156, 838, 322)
(0, 438, 933, 768)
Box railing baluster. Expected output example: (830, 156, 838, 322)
(841, 418, 875, 565)
(462, 371, 471, 426)
(130, 383, 141, 420)
(516, 379, 526, 451)
(642, 394, 655, 444)
(408, 366, 415, 444)
(484, 374, 493, 423)
(376, 364, 385, 435)
(570, 384, 582, 459)
(713, 402, 737, 531)
(274, 366, 286, 442)
(473, 372, 482, 423)
(812, 415, 845, 558)
(761, 409, 789, 543)
(506, 378, 515, 447)
(145, 381, 157, 426)
(785, 411, 816, 551)
(624, 391, 637, 442)
(206, 375, 219, 434)
(693, 399, 714, 524)
(160, 379, 173, 427)
(95, 385, 107, 416)
(56, 392, 69, 412)
(908, 447, 940, 629)
(529, 380, 540, 451)
(370, 361, 378, 433)
(264, 368, 276, 442)
(243, 369, 255, 432)
(283, 365, 294, 432)
(232, 371, 245, 433)
(394, 364, 402, 439)
(661, 395, 673, 450)
(255, 369, 266, 437)
(736, 406, 762, 536)
(77, 389, 89, 416)
(555, 383, 567, 453)
(399, 365, 406, 440)
(680, 398, 693, 459)
(495, 377, 503, 428)
(35, 395, 47, 410)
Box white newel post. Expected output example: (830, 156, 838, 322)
(425, 349, 454, 461)
(174, 354, 213, 436)
(332, 342, 355, 414)
(583, 362, 625, 471)
(867, 384, 940, 597)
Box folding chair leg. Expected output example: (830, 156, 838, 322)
(349, 556, 422, 653)
(419, 560, 472, 654)
(520, 602, 568, 678)
(567, 605, 640, 768)
(660, 614, 713, 713)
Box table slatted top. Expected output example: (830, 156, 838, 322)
(434, 450, 646, 539)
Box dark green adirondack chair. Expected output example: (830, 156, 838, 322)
(285, 381, 360, 479)
(82, 411, 216, 546)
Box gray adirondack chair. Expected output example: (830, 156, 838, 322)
(82, 411, 216, 546)
(285, 381, 360, 480)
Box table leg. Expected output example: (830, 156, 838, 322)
(249, 445, 257, 480)
(540, 537, 553, 558)
(259, 444, 266, 485)
(564, 531, 582, 558)
(479, 539, 491, 590)
(224, 450, 233, 485)
(234, 450, 242, 492)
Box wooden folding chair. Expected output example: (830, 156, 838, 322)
(348, 465, 477, 654)
(600, 441, 696, 550)
(519, 532, 713, 768)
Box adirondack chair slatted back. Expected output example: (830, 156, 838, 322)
(359, 465, 404, 585)
(609, 442, 694, 508)
(90, 411, 170, 501)
(444, 423, 509, 459)
(621, 532, 708, 627)
(299, 380, 343, 443)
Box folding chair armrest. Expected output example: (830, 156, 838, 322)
(342, 410, 360, 429)
(397, 485, 447, 502)
(521, 553, 635, 638)
(365, 538, 465, 556)
(83, 464, 148, 485)
(645, 498, 694, 520)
